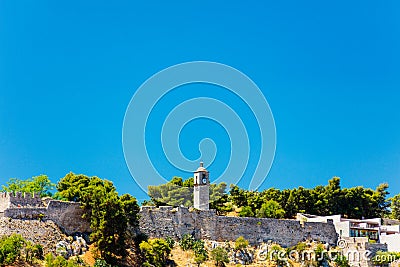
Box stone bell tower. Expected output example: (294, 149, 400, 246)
(193, 162, 209, 210)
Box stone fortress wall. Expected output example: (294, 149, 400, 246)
(0, 192, 338, 247)
(139, 206, 338, 247)
(0, 192, 91, 235)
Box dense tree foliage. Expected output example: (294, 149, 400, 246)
(256, 200, 285, 219)
(229, 177, 391, 219)
(44, 253, 88, 267)
(390, 193, 400, 220)
(2, 175, 55, 197)
(147, 176, 228, 212)
(178, 233, 208, 265)
(139, 238, 172, 267)
(210, 247, 229, 267)
(0, 234, 43, 266)
(147, 176, 394, 219)
(56, 172, 140, 264)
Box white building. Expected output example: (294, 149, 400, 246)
(297, 213, 400, 252)
(380, 224, 400, 252)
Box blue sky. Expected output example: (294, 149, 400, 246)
(1, 1, 399, 202)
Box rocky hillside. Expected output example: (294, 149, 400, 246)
(0, 216, 68, 254)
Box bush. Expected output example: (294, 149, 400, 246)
(45, 253, 88, 267)
(179, 234, 196, 251)
(165, 236, 175, 248)
(94, 259, 117, 267)
(239, 206, 254, 217)
(0, 234, 26, 265)
(234, 236, 249, 251)
(140, 238, 172, 267)
(25, 242, 44, 263)
(210, 247, 229, 266)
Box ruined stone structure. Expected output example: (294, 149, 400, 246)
(0, 192, 91, 235)
(139, 206, 339, 247)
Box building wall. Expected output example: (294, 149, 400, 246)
(336, 221, 351, 238)
(380, 234, 400, 252)
(341, 237, 388, 267)
(139, 206, 338, 247)
(193, 185, 209, 210)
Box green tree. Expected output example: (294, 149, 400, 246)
(24, 241, 43, 264)
(268, 244, 287, 266)
(314, 243, 328, 266)
(140, 238, 172, 267)
(324, 177, 343, 215)
(56, 173, 140, 264)
(148, 177, 228, 208)
(209, 183, 231, 215)
(2, 175, 55, 197)
(210, 247, 229, 267)
(239, 206, 254, 217)
(256, 200, 285, 219)
(234, 236, 249, 251)
(179, 234, 196, 251)
(183, 177, 194, 187)
(390, 193, 400, 220)
(44, 253, 87, 267)
(0, 234, 25, 265)
(334, 255, 350, 267)
(56, 172, 91, 201)
(194, 253, 207, 267)
(148, 181, 192, 207)
(165, 236, 175, 249)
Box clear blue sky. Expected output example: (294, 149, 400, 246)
(1, 1, 399, 202)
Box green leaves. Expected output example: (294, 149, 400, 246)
(147, 177, 228, 209)
(234, 236, 249, 251)
(229, 177, 392, 219)
(0, 234, 43, 266)
(56, 172, 140, 264)
(2, 175, 55, 197)
(390, 193, 400, 220)
(210, 246, 228, 266)
(256, 200, 285, 219)
(0, 234, 25, 265)
(139, 238, 172, 267)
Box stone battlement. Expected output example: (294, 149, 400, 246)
(0, 192, 43, 212)
(0, 192, 41, 199)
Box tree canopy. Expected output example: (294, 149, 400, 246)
(2, 175, 55, 197)
(229, 177, 391, 219)
(56, 172, 140, 264)
(147, 176, 227, 211)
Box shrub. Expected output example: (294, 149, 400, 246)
(45, 253, 88, 267)
(179, 234, 196, 251)
(140, 238, 172, 267)
(165, 236, 175, 248)
(0, 234, 26, 265)
(210, 247, 229, 266)
(234, 236, 249, 251)
(239, 206, 254, 217)
(25, 242, 43, 263)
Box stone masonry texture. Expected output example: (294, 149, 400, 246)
(138, 206, 338, 247)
